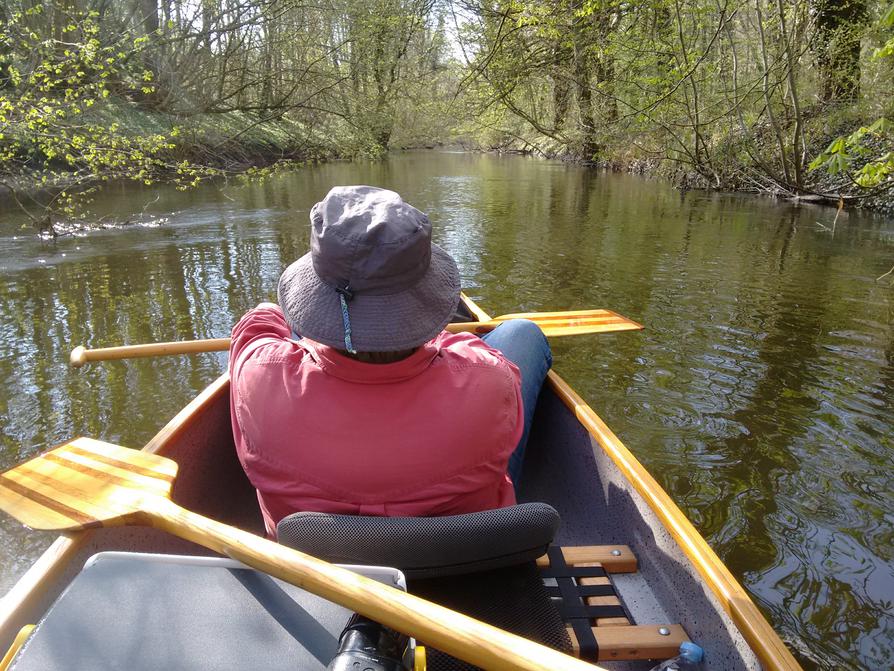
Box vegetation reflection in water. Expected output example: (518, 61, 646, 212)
(0, 153, 892, 670)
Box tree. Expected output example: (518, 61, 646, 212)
(813, 0, 868, 102)
(810, 2, 893, 192)
(0, 4, 214, 231)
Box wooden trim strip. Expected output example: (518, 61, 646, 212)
(0, 474, 99, 528)
(545, 371, 802, 671)
(459, 292, 491, 322)
(64, 445, 174, 482)
(0, 625, 35, 671)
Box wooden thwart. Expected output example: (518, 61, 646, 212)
(569, 625, 689, 661)
(537, 545, 638, 574)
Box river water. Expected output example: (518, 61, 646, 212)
(0, 152, 891, 669)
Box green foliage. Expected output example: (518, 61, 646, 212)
(237, 160, 307, 184)
(873, 2, 894, 57)
(810, 118, 894, 189)
(810, 119, 893, 187)
(454, 0, 893, 196)
(0, 6, 217, 225)
(809, 3, 894, 191)
(0, 0, 454, 231)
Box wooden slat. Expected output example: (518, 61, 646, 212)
(593, 617, 630, 627)
(68, 437, 178, 478)
(577, 572, 631, 626)
(536, 545, 638, 573)
(567, 624, 689, 661)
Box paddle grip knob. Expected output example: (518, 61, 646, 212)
(327, 613, 409, 671)
(70, 346, 87, 368)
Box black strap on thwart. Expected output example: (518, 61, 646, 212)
(542, 547, 628, 663)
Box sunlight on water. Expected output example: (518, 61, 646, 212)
(0, 152, 892, 670)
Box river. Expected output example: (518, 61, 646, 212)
(0, 152, 891, 670)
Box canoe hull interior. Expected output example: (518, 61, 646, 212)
(0, 374, 763, 669)
(0, 296, 789, 669)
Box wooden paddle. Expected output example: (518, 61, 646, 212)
(0, 438, 605, 671)
(69, 309, 642, 367)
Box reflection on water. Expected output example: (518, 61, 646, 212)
(1, 152, 893, 670)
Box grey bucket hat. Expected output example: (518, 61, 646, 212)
(278, 186, 461, 352)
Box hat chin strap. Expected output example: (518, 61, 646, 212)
(334, 284, 356, 354)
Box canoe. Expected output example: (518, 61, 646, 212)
(0, 294, 802, 670)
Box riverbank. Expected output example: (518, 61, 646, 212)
(59, 102, 342, 170)
(5, 100, 891, 229)
(0, 100, 354, 236)
(469, 110, 894, 216)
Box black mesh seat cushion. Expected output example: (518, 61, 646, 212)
(276, 502, 560, 579)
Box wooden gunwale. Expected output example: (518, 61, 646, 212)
(463, 295, 799, 671)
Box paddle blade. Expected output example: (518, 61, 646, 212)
(496, 309, 643, 329)
(0, 438, 177, 531)
(536, 313, 643, 337)
(460, 309, 643, 337)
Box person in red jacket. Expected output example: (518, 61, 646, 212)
(229, 186, 551, 537)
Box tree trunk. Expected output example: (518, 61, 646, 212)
(138, 0, 159, 34)
(261, 16, 274, 109)
(814, 0, 866, 102)
(0, 4, 10, 88)
(573, 45, 599, 160)
(593, 54, 617, 123)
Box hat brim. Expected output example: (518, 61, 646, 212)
(277, 244, 461, 352)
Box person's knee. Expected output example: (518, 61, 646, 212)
(499, 318, 539, 337)
(503, 319, 552, 363)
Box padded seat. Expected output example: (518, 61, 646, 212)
(276, 502, 561, 579)
(277, 503, 571, 671)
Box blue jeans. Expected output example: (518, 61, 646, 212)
(481, 319, 552, 493)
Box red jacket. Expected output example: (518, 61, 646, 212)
(229, 304, 522, 537)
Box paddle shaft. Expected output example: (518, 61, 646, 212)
(145, 497, 603, 671)
(69, 311, 641, 367)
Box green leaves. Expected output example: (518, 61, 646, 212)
(810, 118, 894, 189)
(807, 3, 893, 191)
(882, 2, 894, 28)
(0, 6, 217, 225)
